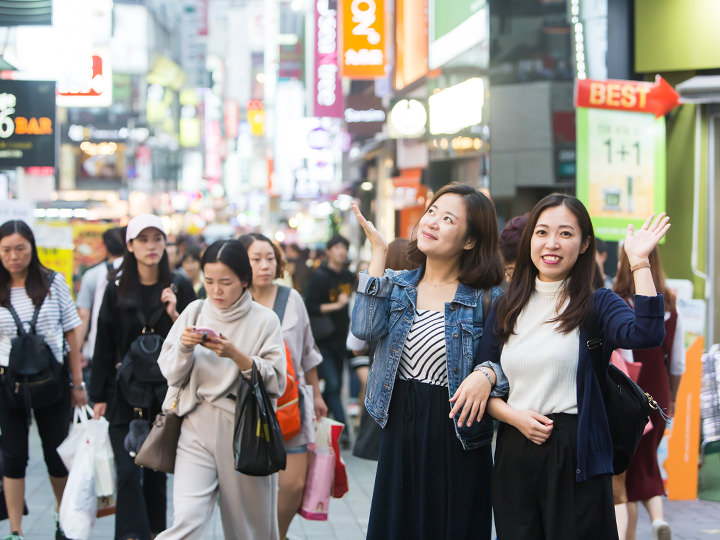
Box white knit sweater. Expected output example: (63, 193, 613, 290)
(502, 278, 579, 415)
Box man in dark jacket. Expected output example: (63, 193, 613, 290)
(304, 234, 354, 426)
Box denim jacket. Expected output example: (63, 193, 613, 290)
(351, 267, 504, 450)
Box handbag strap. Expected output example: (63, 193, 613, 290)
(7, 271, 56, 336)
(272, 285, 291, 323)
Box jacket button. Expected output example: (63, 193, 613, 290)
(453, 332, 458, 339)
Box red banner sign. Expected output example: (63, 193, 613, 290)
(575, 75, 679, 117)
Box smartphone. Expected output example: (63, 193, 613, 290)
(193, 326, 219, 338)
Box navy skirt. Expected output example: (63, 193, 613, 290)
(367, 379, 493, 540)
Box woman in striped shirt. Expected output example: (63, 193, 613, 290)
(0, 220, 87, 540)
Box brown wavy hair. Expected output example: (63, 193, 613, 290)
(407, 183, 503, 290)
(496, 193, 596, 342)
(613, 247, 675, 311)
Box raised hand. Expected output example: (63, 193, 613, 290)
(623, 213, 671, 265)
(352, 202, 387, 251)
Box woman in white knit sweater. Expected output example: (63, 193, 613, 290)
(155, 239, 286, 540)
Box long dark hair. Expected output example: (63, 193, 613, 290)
(202, 239, 252, 287)
(116, 238, 172, 310)
(407, 183, 504, 290)
(496, 193, 596, 342)
(0, 220, 52, 308)
(614, 247, 675, 311)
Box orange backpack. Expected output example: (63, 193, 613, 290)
(273, 287, 302, 441)
(277, 340, 301, 440)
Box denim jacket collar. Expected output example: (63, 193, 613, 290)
(390, 266, 479, 308)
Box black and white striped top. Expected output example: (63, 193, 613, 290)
(0, 275, 81, 367)
(397, 309, 447, 387)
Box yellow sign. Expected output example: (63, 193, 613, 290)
(38, 247, 74, 293)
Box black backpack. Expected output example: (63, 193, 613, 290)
(116, 302, 169, 411)
(3, 272, 67, 412)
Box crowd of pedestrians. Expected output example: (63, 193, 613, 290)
(0, 183, 684, 540)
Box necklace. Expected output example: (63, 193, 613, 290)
(424, 278, 458, 288)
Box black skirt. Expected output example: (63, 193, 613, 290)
(367, 379, 492, 540)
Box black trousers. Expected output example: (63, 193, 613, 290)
(109, 423, 166, 540)
(493, 413, 618, 540)
(0, 395, 70, 479)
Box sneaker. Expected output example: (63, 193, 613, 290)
(54, 510, 68, 540)
(652, 519, 671, 540)
(2, 533, 24, 540)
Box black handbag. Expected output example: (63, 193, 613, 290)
(585, 298, 664, 474)
(233, 362, 286, 476)
(309, 314, 335, 341)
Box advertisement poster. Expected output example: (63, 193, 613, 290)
(0, 80, 56, 168)
(576, 108, 666, 240)
(73, 222, 112, 293)
(37, 247, 75, 293)
(35, 222, 75, 295)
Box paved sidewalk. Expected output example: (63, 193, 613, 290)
(4, 423, 719, 539)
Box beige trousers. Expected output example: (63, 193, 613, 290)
(155, 400, 279, 540)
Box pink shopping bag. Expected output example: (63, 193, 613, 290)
(299, 447, 335, 521)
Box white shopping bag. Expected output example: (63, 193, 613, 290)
(59, 437, 97, 540)
(57, 405, 94, 471)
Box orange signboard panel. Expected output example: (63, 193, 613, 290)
(664, 336, 702, 500)
(395, 0, 427, 90)
(340, 0, 386, 79)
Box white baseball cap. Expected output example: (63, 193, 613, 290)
(126, 214, 166, 243)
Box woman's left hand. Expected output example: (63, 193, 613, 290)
(161, 286, 179, 320)
(449, 370, 493, 427)
(314, 394, 328, 420)
(623, 213, 671, 265)
(71, 386, 88, 407)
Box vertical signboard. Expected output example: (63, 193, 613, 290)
(0, 80, 56, 168)
(395, 0, 427, 90)
(428, 0, 488, 69)
(575, 76, 679, 240)
(314, 0, 343, 117)
(340, 0, 386, 79)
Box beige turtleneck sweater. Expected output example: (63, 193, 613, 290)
(501, 278, 579, 415)
(158, 289, 286, 417)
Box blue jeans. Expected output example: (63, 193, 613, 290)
(318, 341, 347, 426)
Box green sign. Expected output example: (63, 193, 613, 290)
(428, 1, 488, 69)
(576, 107, 666, 241)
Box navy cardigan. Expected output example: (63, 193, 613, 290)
(477, 288, 665, 482)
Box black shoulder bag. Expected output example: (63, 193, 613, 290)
(585, 297, 665, 474)
(2, 272, 67, 413)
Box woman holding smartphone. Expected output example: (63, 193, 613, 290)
(156, 239, 286, 540)
(89, 214, 195, 540)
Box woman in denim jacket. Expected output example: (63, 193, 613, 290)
(350, 184, 504, 540)
(458, 194, 670, 539)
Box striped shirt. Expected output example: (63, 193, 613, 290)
(398, 309, 447, 387)
(0, 275, 81, 367)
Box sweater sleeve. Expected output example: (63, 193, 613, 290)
(596, 289, 665, 350)
(158, 299, 204, 387)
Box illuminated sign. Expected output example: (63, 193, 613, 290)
(576, 77, 679, 240)
(344, 94, 385, 136)
(395, 0, 428, 90)
(428, 0, 488, 69)
(57, 50, 113, 108)
(428, 78, 484, 134)
(388, 98, 427, 138)
(314, 0, 343, 118)
(0, 80, 56, 168)
(340, 0, 386, 79)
